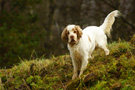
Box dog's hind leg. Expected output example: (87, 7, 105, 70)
(100, 45, 110, 55)
(98, 36, 109, 55)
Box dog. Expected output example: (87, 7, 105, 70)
(61, 10, 120, 80)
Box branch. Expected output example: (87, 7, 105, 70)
(66, 72, 101, 89)
(102, 0, 117, 9)
(121, 16, 135, 32)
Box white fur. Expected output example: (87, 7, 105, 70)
(66, 10, 120, 80)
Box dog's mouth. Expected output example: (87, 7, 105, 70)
(69, 39, 77, 45)
(71, 39, 75, 42)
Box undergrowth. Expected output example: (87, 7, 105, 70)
(0, 36, 135, 90)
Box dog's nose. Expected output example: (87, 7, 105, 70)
(70, 35, 74, 39)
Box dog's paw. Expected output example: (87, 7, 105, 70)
(105, 50, 110, 55)
(89, 55, 94, 59)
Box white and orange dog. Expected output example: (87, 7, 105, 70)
(61, 10, 120, 80)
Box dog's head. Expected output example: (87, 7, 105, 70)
(61, 25, 83, 45)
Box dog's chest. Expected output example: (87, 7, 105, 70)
(71, 47, 83, 63)
(73, 50, 82, 60)
(69, 45, 83, 60)
(72, 49, 82, 69)
(68, 44, 83, 69)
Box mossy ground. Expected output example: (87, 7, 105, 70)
(0, 37, 135, 90)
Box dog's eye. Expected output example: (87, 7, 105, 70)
(74, 31, 77, 33)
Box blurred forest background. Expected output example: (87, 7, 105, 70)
(0, 0, 135, 68)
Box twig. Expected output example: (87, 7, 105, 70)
(55, 72, 66, 90)
(22, 79, 31, 90)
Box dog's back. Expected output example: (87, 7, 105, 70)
(83, 10, 121, 46)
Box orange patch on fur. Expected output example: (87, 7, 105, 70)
(61, 28, 69, 42)
(72, 28, 76, 31)
(88, 35, 91, 42)
(75, 25, 83, 39)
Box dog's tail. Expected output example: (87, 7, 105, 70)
(100, 10, 121, 38)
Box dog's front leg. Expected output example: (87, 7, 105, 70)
(72, 59, 78, 80)
(79, 56, 88, 78)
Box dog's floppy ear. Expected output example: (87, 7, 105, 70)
(75, 25, 83, 39)
(61, 27, 68, 42)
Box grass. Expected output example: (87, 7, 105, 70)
(0, 36, 135, 90)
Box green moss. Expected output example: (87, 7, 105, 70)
(0, 40, 135, 89)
